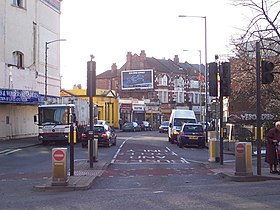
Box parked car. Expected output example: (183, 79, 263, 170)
(177, 123, 205, 148)
(81, 124, 116, 148)
(122, 122, 141, 132)
(137, 120, 152, 131)
(159, 121, 169, 133)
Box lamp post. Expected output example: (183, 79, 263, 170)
(45, 39, 66, 102)
(179, 15, 208, 140)
(183, 49, 202, 122)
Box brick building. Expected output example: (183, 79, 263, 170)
(96, 50, 204, 127)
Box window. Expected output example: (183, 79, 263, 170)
(174, 76, 184, 88)
(158, 75, 168, 86)
(12, 0, 26, 8)
(158, 90, 168, 103)
(12, 51, 24, 68)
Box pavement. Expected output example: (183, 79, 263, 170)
(1, 137, 280, 192)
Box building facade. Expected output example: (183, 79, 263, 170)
(96, 50, 206, 127)
(0, 0, 63, 139)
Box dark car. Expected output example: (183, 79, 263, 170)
(177, 123, 205, 148)
(122, 122, 141, 132)
(159, 121, 169, 133)
(81, 124, 116, 148)
(137, 120, 152, 131)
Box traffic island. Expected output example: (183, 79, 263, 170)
(34, 160, 109, 192)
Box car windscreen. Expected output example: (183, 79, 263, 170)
(85, 126, 105, 133)
(183, 125, 203, 132)
(162, 121, 169, 126)
(174, 118, 196, 126)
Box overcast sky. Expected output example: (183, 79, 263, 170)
(60, 0, 249, 89)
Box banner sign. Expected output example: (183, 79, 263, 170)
(0, 89, 40, 104)
(121, 69, 153, 90)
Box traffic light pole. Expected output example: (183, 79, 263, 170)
(219, 64, 224, 165)
(87, 56, 96, 168)
(256, 42, 262, 175)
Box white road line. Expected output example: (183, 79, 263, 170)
(0, 149, 11, 154)
(4, 149, 22, 155)
(111, 137, 132, 164)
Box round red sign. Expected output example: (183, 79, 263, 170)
(236, 144, 245, 153)
(53, 150, 65, 161)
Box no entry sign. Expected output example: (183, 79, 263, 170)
(236, 144, 245, 154)
(53, 149, 65, 161)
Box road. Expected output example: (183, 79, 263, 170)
(1, 131, 280, 210)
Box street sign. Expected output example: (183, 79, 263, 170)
(236, 144, 245, 154)
(53, 149, 65, 161)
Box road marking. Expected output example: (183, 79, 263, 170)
(0, 149, 12, 154)
(0, 149, 22, 155)
(111, 137, 132, 164)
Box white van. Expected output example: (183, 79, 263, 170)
(168, 109, 197, 143)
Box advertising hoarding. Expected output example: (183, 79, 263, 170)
(121, 69, 153, 90)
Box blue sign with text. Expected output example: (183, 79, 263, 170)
(0, 89, 40, 104)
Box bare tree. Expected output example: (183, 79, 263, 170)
(230, 0, 280, 118)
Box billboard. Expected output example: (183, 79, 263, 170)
(121, 69, 154, 90)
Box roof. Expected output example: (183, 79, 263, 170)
(96, 52, 201, 79)
(96, 69, 118, 79)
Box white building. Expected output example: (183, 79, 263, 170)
(0, 0, 63, 139)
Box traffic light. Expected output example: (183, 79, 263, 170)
(220, 62, 231, 97)
(261, 60, 274, 84)
(87, 61, 96, 97)
(209, 62, 218, 97)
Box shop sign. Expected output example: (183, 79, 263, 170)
(145, 106, 159, 111)
(133, 105, 144, 111)
(120, 103, 132, 110)
(0, 88, 40, 104)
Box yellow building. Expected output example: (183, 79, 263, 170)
(60, 89, 119, 128)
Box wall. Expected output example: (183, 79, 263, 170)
(0, 104, 38, 139)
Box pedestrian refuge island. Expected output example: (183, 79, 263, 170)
(52, 148, 68, 186)
(235, 142, 253, 176)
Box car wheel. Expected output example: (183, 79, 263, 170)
(179, 139, 183, 148)
(106, 141, 111, 147)
(42, 141, 49, 145)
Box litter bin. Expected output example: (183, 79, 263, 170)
(52, 148, 68, 186)
(235, 142, 253, 176)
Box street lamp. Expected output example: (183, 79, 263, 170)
(183, 49, 202, 122)
(179, 15, 208, 139)
(44, 38, 66, 101)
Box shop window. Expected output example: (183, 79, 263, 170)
(12, 51, 24, 68)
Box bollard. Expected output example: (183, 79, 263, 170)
(88, 139, 98, 162)
(208, 139, 220, 162)
(235, 142, 253, 176)
(52, 148, 68, 186)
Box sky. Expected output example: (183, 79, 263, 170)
(60, 0, 249, 89)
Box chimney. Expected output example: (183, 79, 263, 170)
(111, 63, 117, 71)
(140, 50, 146, 61)
(174, 55, 179, 64)
(126, 52, 132, 69)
